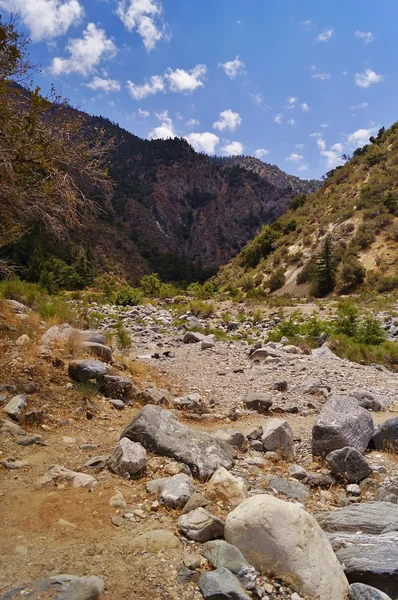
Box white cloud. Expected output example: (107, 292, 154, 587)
(185, 132, 219, 155)
(254, 148, 269, 159)
(166, 64, 207, 93)
(85, 76, 120, 92)
(0, 0, 83, 42)
(286, 152, 304, 162)
(346, 127, 378, 147)
(273, 113, 283, 124)
(311, 71, 331, 81)
(309, 132, 322, 138)
(315, 28, 334, 43)
(186, 118, 200, 127)
(287, 96, 297, 107)
(222, 141, 244, 156)
(213, 109, 242, 132)
(355, 30, 375, 44)
(116, 0, 168, 51)
(51, 23, 117, 76)
(301, 102, 309, 112)
(126, 74, 164, 99)
(301, 19, 312, 30)
(297, 164, 308, 172)
(250, 93, 263, 106)
(287, 118, 296, 127)
(295, 144, 305, 150)
(320, 123, 329, 128)
(148, 110, 175, 139)
(316, 138, 344, 169)
(355, 68, 384, 88)
(138, 108, 150, 117)
(219, 56, 245, 79)
(350, 102, 368, 110)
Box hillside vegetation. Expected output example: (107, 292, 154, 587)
(217, 124, 398, 297)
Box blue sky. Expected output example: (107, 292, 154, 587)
(2, 0, 397, 179)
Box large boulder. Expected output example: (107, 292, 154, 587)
(0, 574, 104, 600)
(261, 418, 295, 459)
(329, 531, 398, 599)
(317, 502, 398, 535)
(312, 395, 374, 456)
(42, 324, 106, 346)
(108, 438, 147, 478)
(80, 342, 113, 363)
(183, 331, 206, 344)
(224, 494, 348, 600)
(199, 568, 251, 600)
(68, 360, 108, 383)
(351, 389, 387, 412)
(206, 467, 248, 508)
(349, 583, 393, 600)
(372, 418, 398, 452)
(326, 446, 373, 483)
(119, 405, 234, 480)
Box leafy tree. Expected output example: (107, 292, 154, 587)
(355, 314, 386, 346)
(0, 15, 111, 272)
(140, 272, 161, 296)
(311, 235, 338, 297)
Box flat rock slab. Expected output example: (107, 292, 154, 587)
(329, 531, 398, 599)
(312, 395, 374, 456)
(0, 574, 104, 600)
(265, 475, 310, 502)
(317, 502, 398, 535)
(120, 405, 234, 480)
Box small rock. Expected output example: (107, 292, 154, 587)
(243, 393, 273, 413)
(160, 474, 195, 508)
(178, 508, 225, 542)
(203, 540, 257, 589)
(206, 467, 248, 508)
(199, 568, 251, 600)
(326, 446, 373, 483)
(108, 438, 147, 479)
(3, 395, 27, 422)
(111, 515, 124, 527)
(261, 419, 295, 459)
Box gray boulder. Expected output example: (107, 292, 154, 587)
(183, 331, 205, 344)
(326, 447, 372, 483)
(312, 395, 374, 456)
(372, 418, 398, 452)
(81, 342, 113, 363)
(178, 508, 224, 542)
(3, 395, 27, 421)
(351, 389, 387, 412)
(108, 438, 147, 478)
(160, 474, 195, 508)
(243, 392, 273, 413)
(261, 418, 294, 458)
(375, 481, 398, 504)
(119, 405, 234, 480)
(349, 583, 393, 600)
(199, 568, 251, 600)
(0, 575, 104, 600)
(329, 531, 398, 599)
(102, 375, 133, 399)
(203, 541, 257, 590)
(317, 502, 398, 535)
(68, 360, 107, 383)
(312, 345, 339, 359)
(212, 430, 247, 450)
(265, 475, 310, 502)
(173, 393, 202, 413)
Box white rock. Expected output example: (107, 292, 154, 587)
(108, 438, 147, 479)
(261, 418, 295, 459)
(225, 494, 348, 600)
(160, 474, 195, 508)
(206, 467, 248, 508)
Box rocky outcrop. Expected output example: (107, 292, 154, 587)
(119, 405, 234, 480)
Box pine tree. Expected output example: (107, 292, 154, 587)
(311, 235, 337, 297)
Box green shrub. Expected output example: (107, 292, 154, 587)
(140, 273, 161, 296)
(334, 302, 359, 337)
(304, 314, 329, 339)
(355, 314, 386, 345)
(115, 321, 132, 349)
(114, 286, 144, 307)
(188, 299, 215, 318)
(337, 256, 366, 292)
(268, 310, 303, 341)
(267, 268, 286, 292)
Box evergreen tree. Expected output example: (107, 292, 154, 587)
(311, 235, 337, 297)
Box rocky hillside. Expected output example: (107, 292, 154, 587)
(217, 124, 398, 295)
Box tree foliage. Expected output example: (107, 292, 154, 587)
(0, 15, 112, 271)
(310, 235, 338, 297)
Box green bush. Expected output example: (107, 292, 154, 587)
(334, 302, 359, 337)
(268, 268, 286, 292)
(114, 286, 144, 306)
(268, 310, 302, 341)
(355, 314, 386, 345)
(337, 256, 366, 292)
(188, 299, 215, 318)
(140, 273, 161, 296)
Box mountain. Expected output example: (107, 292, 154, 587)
(217, 124, 398, 295)
(85, 115, 319, 279)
